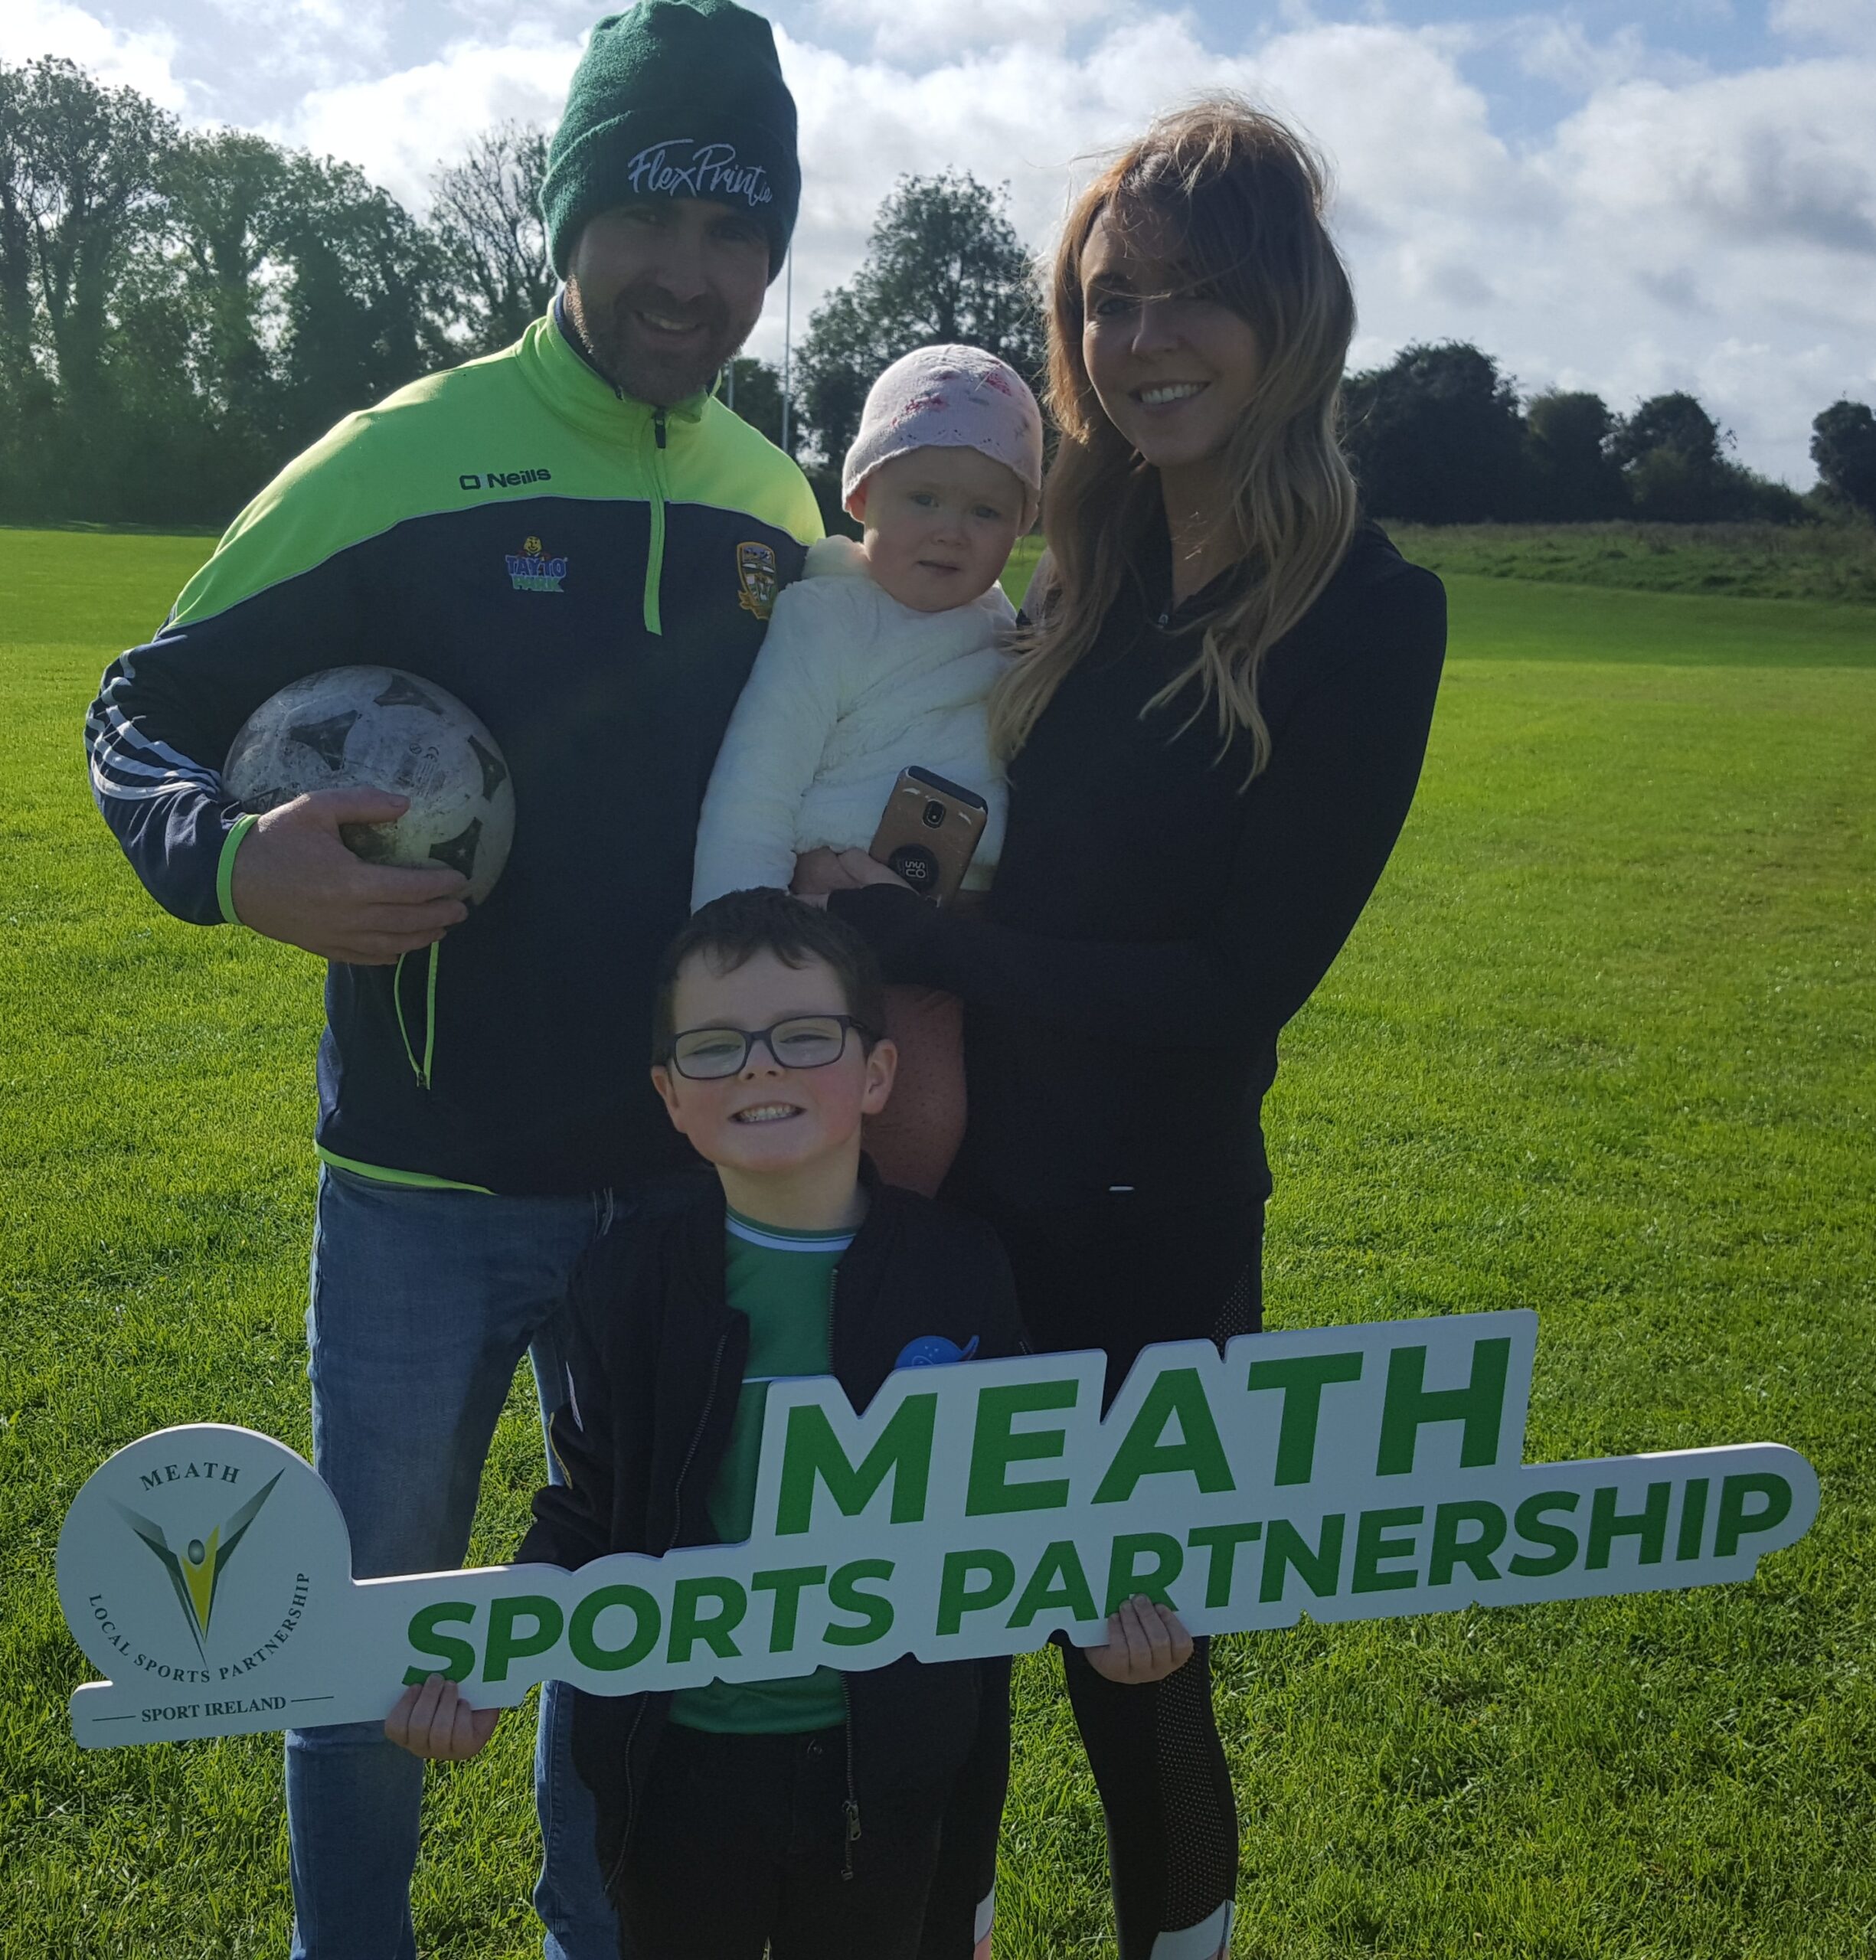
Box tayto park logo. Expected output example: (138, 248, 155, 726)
(57, 1426, 333, 1740)
(507, 534, 568, 593)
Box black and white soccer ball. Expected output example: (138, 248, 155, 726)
(223, 667, 516, 905)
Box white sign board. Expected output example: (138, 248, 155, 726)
(58, 1312, 1817, 1747)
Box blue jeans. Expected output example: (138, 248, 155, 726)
(286, 1165, 625, 1960)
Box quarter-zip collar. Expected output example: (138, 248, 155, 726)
(523, 295, 709, 635)
(516, 292, 711, 446)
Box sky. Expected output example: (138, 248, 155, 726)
(7, 0, 1875, 487)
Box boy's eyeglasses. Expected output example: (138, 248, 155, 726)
(665, 1015, 874, 1080)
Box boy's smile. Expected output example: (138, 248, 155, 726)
(651, 948, 897, 1229)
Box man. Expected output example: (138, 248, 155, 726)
(83, 5, 818, 1955)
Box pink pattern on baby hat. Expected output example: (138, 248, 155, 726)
(842, 343, 1044, 524)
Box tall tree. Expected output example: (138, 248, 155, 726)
(274, 152, 447, 448)
(792, 173, 1044, 471)
(0, 57, 173, 406)
(1610, 390, 1724, 473)
(1525, 389, 1627, 520)
(430, 122, 554, 356)
(160, 128, 288, 425)
(1612, 390, 1806, 523)
(1810, 399, 1876, 518)
(0, 67, 44, 397)
(1342, 341, 1529, 522)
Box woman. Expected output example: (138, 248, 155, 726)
(812, 100, 1447, 1959)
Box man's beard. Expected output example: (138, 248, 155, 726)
(564, 274, 744, 405)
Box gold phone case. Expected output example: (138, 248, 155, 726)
(868, 767, 989, 906)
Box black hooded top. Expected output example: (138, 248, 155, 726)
(831, 520, 1448, 1214)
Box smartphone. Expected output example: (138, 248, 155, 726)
(868, 766, 989, 906)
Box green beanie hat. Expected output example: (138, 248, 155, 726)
(543, 1, 800, 281)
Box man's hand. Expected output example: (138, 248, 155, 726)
(229, 788, 469, 964)
(1082, 1596, 1195, 1684)
(384, 1674, 501, 1759)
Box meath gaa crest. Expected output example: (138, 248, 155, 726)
(737, 541, 779, 619)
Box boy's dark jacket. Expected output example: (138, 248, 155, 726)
(517, 1165, 1027, 1869)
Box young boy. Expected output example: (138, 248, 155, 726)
(387, 890, 1192, 1958)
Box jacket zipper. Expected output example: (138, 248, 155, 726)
(827, 1264, 862, 1878)
(840, 1683, 861, 1880)
(606, 1323, 730, 1893)
(391, 941, 440, 1089)
(642, 407, 668, 637)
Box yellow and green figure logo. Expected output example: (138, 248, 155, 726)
(113, 1472, 283, 1659)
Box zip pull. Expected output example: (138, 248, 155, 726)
(642, 406, 669, 634)
(842, 1796, 861, 1880)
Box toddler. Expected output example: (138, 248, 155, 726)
(691, 343, 1042, 1194)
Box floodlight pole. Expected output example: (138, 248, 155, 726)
(780, 249, 793, 456)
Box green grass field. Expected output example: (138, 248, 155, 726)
(3, 526, 1873, 1957)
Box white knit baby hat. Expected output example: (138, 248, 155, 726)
(842, 344, 1044, 527)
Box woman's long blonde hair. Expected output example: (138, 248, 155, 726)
(990, 100, 1359, 780)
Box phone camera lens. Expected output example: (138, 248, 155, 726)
(921, 800, 946, 828)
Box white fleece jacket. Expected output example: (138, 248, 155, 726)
(691, 534, 1015, 907)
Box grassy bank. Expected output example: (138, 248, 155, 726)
(1387, 519, 1876, 606)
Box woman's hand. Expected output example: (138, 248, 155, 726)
(790, 846, 866, 897)
(832, 847, 913, 891)
(384, 1674, 502, 1759)
(791, 847, 916, 899)
(1082, 1596, 1195, 1684)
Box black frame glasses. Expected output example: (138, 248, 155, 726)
(663, 1014, 874, 1081)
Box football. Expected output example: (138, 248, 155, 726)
(223, 667, 516, 905)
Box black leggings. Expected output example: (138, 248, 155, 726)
(982, 1190, 1263, 1958)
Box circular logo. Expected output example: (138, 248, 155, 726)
(57, 1425, 350, 1723)
(886, 843, 939, 891)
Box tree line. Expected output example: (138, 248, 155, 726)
(4, 54, 1873, 532)
(1, 57, 554, 525)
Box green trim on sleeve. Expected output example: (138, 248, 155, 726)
(315, 1145, 493, 1194)
(217, 812, 260, 925)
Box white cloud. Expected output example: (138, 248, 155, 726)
(813, 0, 1126, 57)
(273, 28, 582, 207)
(201, 0, 396, 93)
(1769, 0, 1876, 55)
(1505, 16, 1707, 94)
(0, 0, 188, 108)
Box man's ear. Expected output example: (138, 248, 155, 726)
(861, 1037, 897, 1117)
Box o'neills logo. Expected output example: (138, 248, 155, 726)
(626, 138, 774, 209)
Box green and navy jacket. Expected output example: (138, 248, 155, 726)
(87, 308, 822, 1195)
